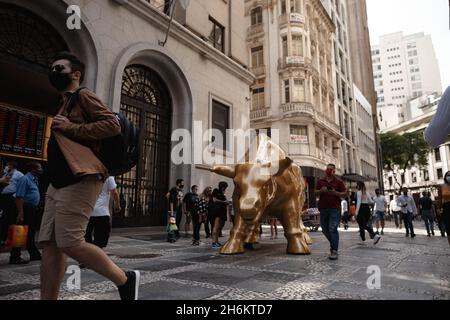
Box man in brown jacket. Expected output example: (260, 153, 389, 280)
(39, 52, 140, 300)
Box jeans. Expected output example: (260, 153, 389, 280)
(357, 204, 376, 241)
(421, 209, 434, 235)
(175, 207, 182, 237)
(320, 208, 340, 252)
(192, 212, 205, 241)
(392, 211, 402, 228)
(402, 212, 415, 235)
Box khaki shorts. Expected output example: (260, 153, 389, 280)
(39, 176, 103, 248)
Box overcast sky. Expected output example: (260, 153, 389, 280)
(366, 0, 450, 90)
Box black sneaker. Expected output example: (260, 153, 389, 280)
(405, 234, 409, 237)
(118, 271, 141, 301)
(411, 234, 416, 238)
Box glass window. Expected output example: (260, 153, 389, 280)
(212, 99, 230, 150)
(437, 168, 443, 179)
(251, 46, 264, 68)
(435, 148, 441, 162)
(293, 79, 305, 101)
(281, 0, 287, 14)
(292, 35, 303, 56)
(251, 7, 263, 26)
(284, 80, 290, 103)
(209, 17, 225, 52)
(290, 125, 308, 143)
(252, 87, 265, 110)
(282, 35, 288, 58)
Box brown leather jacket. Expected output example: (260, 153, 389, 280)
(54, 88, 121, 177)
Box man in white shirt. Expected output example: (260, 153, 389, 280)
(340, 198, 349, 230)
(85, 176, 121, 249)
(396, 188, 418, 238)
(373, 189, 388, 235)
(0, 162, 24, 245)
(389, 196, 402, 229)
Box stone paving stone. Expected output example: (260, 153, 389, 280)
(138, 281, 221, 300)
(0, 223, 449, 300)
(0, 283, 39, 297)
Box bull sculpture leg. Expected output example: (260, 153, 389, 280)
(220, 214, 246, 255)
(299, 219, 313, 245)
(279, 208, 311, 255)
(244, 223, 260, 244)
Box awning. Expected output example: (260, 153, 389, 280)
(341, 173, 371, 183)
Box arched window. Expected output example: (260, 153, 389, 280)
(251, 7, 263, 26)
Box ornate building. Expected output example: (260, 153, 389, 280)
(245, 0, 341, 207)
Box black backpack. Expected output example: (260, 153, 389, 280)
(65, 87, 140, 176)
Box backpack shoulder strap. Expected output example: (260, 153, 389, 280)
(65, 87, 87, 116)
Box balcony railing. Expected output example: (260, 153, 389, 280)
(279, 13, 306, 27)
(247, 23, 264, 38)
(315, 110, 340, 134)
(278, 56, 311, 71)
(287, 143, 340, 167)
(250, 65, 266, 77)
(250, 107, 271, 121)
(281, 102, 314, 117)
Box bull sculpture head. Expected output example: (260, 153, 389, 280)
(210, 135, 312, 255)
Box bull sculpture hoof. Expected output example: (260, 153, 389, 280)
(219, 239, 245, 255)
(302, 231, 313, 245)
(286, 235, 311, 255)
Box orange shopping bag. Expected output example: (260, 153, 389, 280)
(6, 225, 29, 249)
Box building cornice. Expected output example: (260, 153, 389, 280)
(312, 0, 335, 32)
(114, 0, 255, 85)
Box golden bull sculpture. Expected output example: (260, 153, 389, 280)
(209, 136, 312, 255)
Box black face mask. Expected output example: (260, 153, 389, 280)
(48, 71, 72, 91)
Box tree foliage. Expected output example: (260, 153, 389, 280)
(380, 131, 430, 193)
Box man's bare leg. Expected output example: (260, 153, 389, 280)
(41, 242, 67, 300)
(62, 242, 127, 286)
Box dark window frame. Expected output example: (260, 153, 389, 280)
(211, 99, 231, 151)
(208, 16, 225, 53)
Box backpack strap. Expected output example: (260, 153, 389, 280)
(65, 87, 87, 116)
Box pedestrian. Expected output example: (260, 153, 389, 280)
(39, 52, 139, 300)
(424, 86, 450, 147)
(418, 191, 435, 237)
(166, 179, 184, 242)
(355, 182, 381, 245)
(211, 181, 230, 249)
(183, 185, 200, 242)
(439, 171, 450, 246)
(85, 176, 121, 249)
(397, 188, 418, 238)
(269, 215, 278, 240)
(183, 185, 198, 238)
(192, 187, 211, 245)
(390, 195, 403, 229)
(340, 198, 349, 230)
(9, 162, 43, 264)
(0, 162, 24, 246)
(315, 164, 348, 260)
(434, 198, 446, 238)
(373, 189, 388, 235)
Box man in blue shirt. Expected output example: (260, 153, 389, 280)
(0, 161, 24, 245)
(9, 162, 43, 264)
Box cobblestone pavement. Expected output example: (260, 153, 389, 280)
(0, 222, 449, 300)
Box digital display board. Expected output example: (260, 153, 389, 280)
(0, 103, 52, 160)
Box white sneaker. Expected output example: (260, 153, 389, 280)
(373, 234, 381, 245)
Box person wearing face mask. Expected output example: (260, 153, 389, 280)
(397, 188, 418, 238)
(315, 164, 347, 260)
(0, 161, 24, 246)
(9, 162, 43, 264)
(39, 52, 140, 301)
(440, 171, 450, 246)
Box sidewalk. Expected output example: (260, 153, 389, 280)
(0, 221, 449, 300)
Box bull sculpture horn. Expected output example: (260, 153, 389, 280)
(210, 165, 236, 179)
